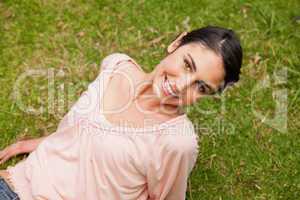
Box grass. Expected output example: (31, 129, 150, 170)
(0, 0, 299, 199)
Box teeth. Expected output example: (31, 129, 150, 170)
(163, 78, 177, 97)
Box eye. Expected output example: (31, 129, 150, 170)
(196, 80, 207, 94)
(183, 59, 192, 72)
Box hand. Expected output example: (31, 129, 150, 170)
(0, 141, 23, 165)
(0, 136, 46, 165)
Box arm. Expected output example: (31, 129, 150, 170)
(0, 136, 47, 165)
(147, 135, 199, 200)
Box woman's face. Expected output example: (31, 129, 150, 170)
(152, 41, 225, 107)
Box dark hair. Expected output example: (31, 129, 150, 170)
(178, 26, 243, 92)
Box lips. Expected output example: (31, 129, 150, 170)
(162, 74, 178, 97)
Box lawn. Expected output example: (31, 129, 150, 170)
(0, 0, 299, 199)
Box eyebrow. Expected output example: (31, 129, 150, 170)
(187, 53, 197, 72)
(187, 53, 220, 93)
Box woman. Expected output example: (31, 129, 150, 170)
(0, 26, 243, 200)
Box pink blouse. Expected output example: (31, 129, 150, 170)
(7, 53, 199, 200)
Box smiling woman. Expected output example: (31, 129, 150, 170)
(0, 26, 243, 200)
(149, 26, 242, 109)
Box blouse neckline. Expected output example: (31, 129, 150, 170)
(97, 111, 188, 133)
(95, 53, 190, 133)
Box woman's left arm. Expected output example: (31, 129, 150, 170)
(147, 135, 199, 200)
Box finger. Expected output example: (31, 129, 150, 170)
(1, 146, 9, 151)
(0, 152, 8, 162)
(0, 149, 13, 163)
(0, 147, 8, 155)
(0, 150, 15, 165)
(0, 146, 14, 160)
(0, 155, 11, 165)
(0, 149, 7, 159)
(1, 148, 11, 157)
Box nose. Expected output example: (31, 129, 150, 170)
(176, 74, 196, 93)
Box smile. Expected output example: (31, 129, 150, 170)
(162, 74, 178, 97)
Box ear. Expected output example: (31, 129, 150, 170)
(167, 31, 188, 54)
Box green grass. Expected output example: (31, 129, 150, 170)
(0, 0, 299, 199)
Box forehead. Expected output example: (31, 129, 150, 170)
(180, 43, 225, 87)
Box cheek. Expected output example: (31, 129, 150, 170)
(161, 58, 183, 75)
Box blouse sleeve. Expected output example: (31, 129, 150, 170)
(100, 52, 136, 72)
(56, 53, 134, 131)
(146, 133, 199, 200)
